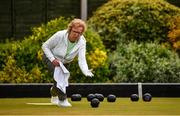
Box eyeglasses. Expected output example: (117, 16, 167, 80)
(71, 30, 82, 35)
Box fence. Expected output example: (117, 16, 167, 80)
(0, 0, 107, 41)
(0, 0, 179, 41)
(0, 83, 180, 98)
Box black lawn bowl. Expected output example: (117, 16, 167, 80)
(94, 93, 104, 102)
(143, 93, 152, 102)
(71, 94, 82, 101)
(91, 98, 100, 108)
(130, 94, 139, 101)
(87, 94, 96, 102)
(107, 94, 116, 102)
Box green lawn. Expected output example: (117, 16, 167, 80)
(0, 98, 180, 115)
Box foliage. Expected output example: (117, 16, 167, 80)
(167, 16, 180, 55)
(109, 41, 180, 83)
(87, 48, 107, 69)
(88, 0, 180, 51)
(0, 55, 44, 83)
(0, 17, 109, 83)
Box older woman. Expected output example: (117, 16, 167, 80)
(42, 19, 93, 107)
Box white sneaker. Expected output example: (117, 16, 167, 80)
(51, 96, 59, 105)
(58, 99, 72, 107)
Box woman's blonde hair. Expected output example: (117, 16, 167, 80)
(68, 19, 87, 33)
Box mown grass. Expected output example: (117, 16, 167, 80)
(0, 98, 180, 115)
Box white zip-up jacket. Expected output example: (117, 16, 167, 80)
(42, 30, 91, 76)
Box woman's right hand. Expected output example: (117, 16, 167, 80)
(52, 59, 60, 66)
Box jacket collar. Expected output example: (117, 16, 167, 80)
(64, 30, 81, 45)
(64, 31, 69, 46)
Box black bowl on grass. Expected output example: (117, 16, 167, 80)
(87, 94, 96, 102)
(130, 94, 139, 101)
(107, 94, 116, 102)
(94, 93, 104, 102)
(71, 94, 82, 101)
(91, 98, 100, 108)
(143, 93, 152, 102)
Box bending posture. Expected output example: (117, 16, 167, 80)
(42, 19, 94, 107)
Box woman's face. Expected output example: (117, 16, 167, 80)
(69, 26, 84, 42)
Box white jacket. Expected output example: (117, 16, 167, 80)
(42, 30, 91, 76)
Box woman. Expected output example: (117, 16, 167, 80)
(42, 19, 93, 107)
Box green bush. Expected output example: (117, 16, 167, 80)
(0, 17, 110, 83)
(109, 41, 180, 83)
(0, 55, 44, 83)
(88, 0, 180, 50)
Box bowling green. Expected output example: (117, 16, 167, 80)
(0, 98, 179, 115)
